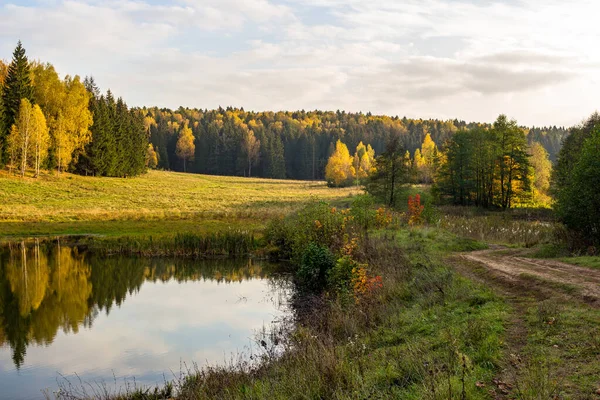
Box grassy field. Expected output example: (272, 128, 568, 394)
(0, 170, 358, 237)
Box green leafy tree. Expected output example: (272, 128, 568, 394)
(436, 129, 475, 205)
(555, 125, 600, 245)
(493, 115, 531, 209)
(365, 134, 408, 207)
(552, 113, 600, 197)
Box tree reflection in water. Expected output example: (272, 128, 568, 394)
(0, 239, 272, 369)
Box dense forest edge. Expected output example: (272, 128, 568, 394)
(1, 42, 568, 183)
(1, 40, 600, 400)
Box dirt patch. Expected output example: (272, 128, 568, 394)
(460, 247, 600, 307)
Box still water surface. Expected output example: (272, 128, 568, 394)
(0, 240, 292, 400)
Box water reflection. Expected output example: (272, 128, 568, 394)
(0, 240, 290, 400)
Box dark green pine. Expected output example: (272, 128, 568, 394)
(0, 41, 34, 165)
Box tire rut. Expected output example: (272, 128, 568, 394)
(461, 248, 600, 305)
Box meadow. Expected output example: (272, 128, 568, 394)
(0, 170, 358, 237)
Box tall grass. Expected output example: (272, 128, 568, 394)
(439, 215, 556, 247)
(80, 231, 256, 258)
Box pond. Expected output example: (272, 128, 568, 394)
(0, 240, 292, 400)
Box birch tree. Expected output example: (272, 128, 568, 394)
(30, 104, 49, 177)
(243, 129, 260, 177)
(176, 122, 195, 172)
(15, 99, 33, 177)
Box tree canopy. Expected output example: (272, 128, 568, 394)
(0, 42, 147, 178)
(554, 114, 600, 246)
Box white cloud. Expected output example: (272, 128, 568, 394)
(1, 0, 599, 125)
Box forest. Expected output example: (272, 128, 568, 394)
(0, 42, 568, 183)
(143, 106, 567, 181)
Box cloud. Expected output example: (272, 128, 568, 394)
(1, 0, 599, 125)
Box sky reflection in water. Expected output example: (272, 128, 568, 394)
(0, 240, 291, 400)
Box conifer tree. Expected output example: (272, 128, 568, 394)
(1, 41, 33, 165)
(365, 134, 408, 207)
(268, 134, 286, 179)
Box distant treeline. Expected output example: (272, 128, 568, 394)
(143, 106, 568, 180)
(1, 41, 569, 181)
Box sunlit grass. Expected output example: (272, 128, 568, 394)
(0, 170, 359, 237)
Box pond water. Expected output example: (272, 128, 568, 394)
(0, 240, 292, 400)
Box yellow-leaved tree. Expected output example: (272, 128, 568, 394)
(325, 139, 354, 187)
(242, 128, 260, 177)
(529, 141, 552, 206)
(353, 141, 376, 185)
(414, 133, 438, 183)
(7, 125, 19, 174)
(176, 122, 195, 172)
(14, 99, 33, 177)
(32, 65, 93, 174)
(146, 144, 158, 169)
(54, 76, 93, 173)
(10, 99, 49, 177)
(30, 104, 49, 177)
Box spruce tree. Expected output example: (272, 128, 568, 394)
(1, 41, 33, 164)
(270, 134, 286, 178)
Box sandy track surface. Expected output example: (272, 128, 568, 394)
(460, 247, 600, 304)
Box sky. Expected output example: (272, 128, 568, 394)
(1, 0, 599, 126)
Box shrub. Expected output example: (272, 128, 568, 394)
(407, 194, 425, 226)
(297, 243, 336, 292)
(265, 200, 347, 263)
(351, 266, 383, 302)
(375, 207, 393, 228)
(350, 194, 376, 237)
(327, 255, 358, 293)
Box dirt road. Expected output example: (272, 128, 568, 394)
(454, 246, 600, 306)
(448, 247, 600, 398)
